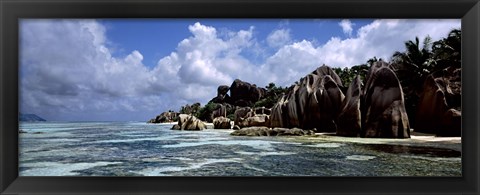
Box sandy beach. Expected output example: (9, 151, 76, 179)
(299, 132, 461, 152)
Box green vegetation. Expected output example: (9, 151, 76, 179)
(333, 63, 370, 89)
(179, 102, 201, 116)
(254, 82, 289, 108)
(390, 29, 460, 127)
(196, 101, 217, 122)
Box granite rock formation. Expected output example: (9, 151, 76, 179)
(337, 75, 363, 137)
(229, 79, 266, 107)
(148, 111, 179, 123)
(269, 65, 344, 132)
(213, 116, 232, 129)
(171, 114, 206, 131)
(211, 85, 231, 104)
(230, 127, 314, 136)
(212, 104, 227, 119)
(415, 67, 461, 136)
(234, 107, 253, 126)
(363, 63, 410, 138)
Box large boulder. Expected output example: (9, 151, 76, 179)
(269, 95, 287, 128)
(148, 111, 179, 123)
(285, 85, 301, 128)
(211, 85, 231, 104)
(242, 114, 270, 128)
(307, 75, 345, 132)
(273, 128, 315, 136)
(234, 106, 270, 128)
(297, 74, 320, 128)
(440, 108, 461, 136)
(234, 107, 253, 126)
(171, 124, 181, 130)
(415, 67, 461, 136)
(217, 85, 230, 96)
(312, 65, 344, 88)
(337, 75, 362, 137)
(230, 126, 271, 136)
(229, 79, 266, 107)
(230, 127, 314, 136)
(268, 65, 344, 132)
(213, 116, 232, 129)
(363, 65, 410, 138)
(172, 114, 206, 131)
(212, 104, 227, 119)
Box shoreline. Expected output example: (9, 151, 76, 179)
(301, 132, 461, 152)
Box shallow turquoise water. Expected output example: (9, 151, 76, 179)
(19, 122, 461, 176)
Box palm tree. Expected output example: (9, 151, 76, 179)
(391, 36, 435, 129)
(391, 36, 434, 96)
(432, 29, 461, 70)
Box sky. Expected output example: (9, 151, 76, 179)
(19, 19, 461, 121)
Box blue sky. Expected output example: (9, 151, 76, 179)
(19, 19, 460, 121)
(101, 19, 372, 68)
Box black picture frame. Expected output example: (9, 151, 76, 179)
(1, 0, 479, 194)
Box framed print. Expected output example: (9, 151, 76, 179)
(1, 0, 479, 194)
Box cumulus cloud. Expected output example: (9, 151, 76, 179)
(20, 20, 165, 121)
(20, 19, 460, 121)
(20, 20, 256, 121)
(261, 19, 460, 86)
(266, 29, 291, 48)
(339, 19, 354, 36)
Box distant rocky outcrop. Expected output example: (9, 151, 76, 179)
(19, 113, 46, 122)
(213, 116, 232, 129)
(211, 85, 231, 104)
(337, 75, 363, 137)
(415, 67, 461, 136)
(229, 79, 266, 107)
(171, 114, 206, 131)
(363, 62, 410, 138)
(209, 79, 267, 108)
(230, 126, 314, 136)
(269, 65, 345, 132)
(148, 111, 179, 123)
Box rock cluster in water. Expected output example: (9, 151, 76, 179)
(149, 61, 460, 138)
(230, 126, 315, 136)
(171, 114, 206, 131)
(213, 116, 231, 129)
(148, 111, 179, 123)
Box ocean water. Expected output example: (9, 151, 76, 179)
(19, 122, 461, 176)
